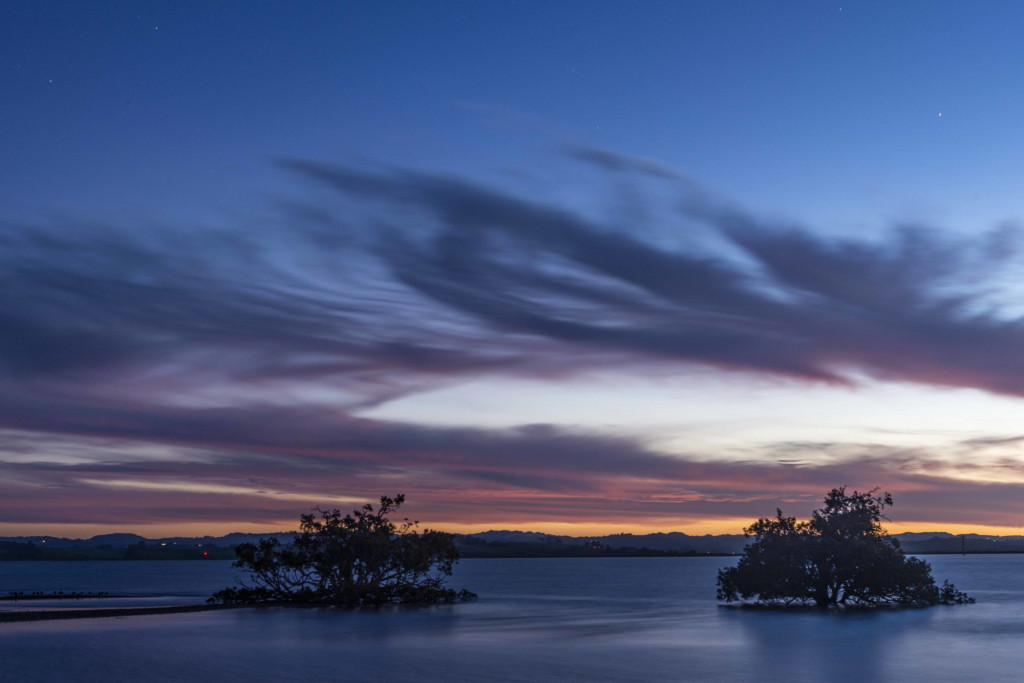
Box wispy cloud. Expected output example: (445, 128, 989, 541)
(4, 148, 1024, 531)
(3, 413, 1024, 529)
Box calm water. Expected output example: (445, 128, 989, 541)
(0, 555, 1021, 682)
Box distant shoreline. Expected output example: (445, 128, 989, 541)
(5, 530, 1024, 561)
(455, 532, 1024, 557)
(2, 550, 1023, 564)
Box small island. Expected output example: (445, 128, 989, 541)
(717, 487, 973, 608)
(210, 494, 476, 607)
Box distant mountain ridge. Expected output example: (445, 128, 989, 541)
(461, 530, 1024, 555)
(3, 530, 1024, 555)
(0, 532, 296, 550)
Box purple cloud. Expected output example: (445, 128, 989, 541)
(4, 149, 1024, 531)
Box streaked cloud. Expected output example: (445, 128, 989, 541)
(4, 148, 1024, 533)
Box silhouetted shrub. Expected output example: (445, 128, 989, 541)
(210, 495, 476, 606)
(717, 488, 973, 607)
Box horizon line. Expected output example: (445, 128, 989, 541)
(4, 520, 1024, 541)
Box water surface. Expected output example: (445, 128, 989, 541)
(0, 555, 1020, 682)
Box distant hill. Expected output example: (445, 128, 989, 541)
(447, 530, 1024, 557)
(895, 532, 1024, 554)
(0, 532, 295, 550)
(86, 533, 149, 547)
(2, 529, 1023, 560)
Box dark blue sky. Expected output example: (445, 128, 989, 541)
(8, 1, 1024, 227)
(5, 2, 1024, 536)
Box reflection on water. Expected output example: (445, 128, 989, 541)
(1, 556, 1023, 682)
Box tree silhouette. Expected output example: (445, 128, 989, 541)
(717, 487, 973, 607)
(211, 494, 476, 606)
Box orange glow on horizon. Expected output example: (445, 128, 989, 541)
(430, 519, 1024, 537)
(428, 518, 755, 536)
(8, 517, 1024, 540)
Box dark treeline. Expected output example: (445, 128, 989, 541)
(454, 537, 719, 558)
(0, 538, 720, 561)
(0, 540, 235, 561)
(2, 532, 1022, 561)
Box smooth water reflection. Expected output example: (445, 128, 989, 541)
(1, 556, 1022, 682)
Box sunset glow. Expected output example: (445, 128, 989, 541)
(5, 3, 1024, 539)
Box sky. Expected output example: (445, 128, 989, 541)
(6, 1, 1024, 537)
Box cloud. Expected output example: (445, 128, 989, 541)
(6, 153, 1024, 398)
(5, 148, 1024, 530)
(564, 144, 684, 180)
(283, 157, 1024, 394)
(4, 417, 1024, 529)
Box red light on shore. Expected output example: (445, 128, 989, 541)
(203, 551, 208, 557)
